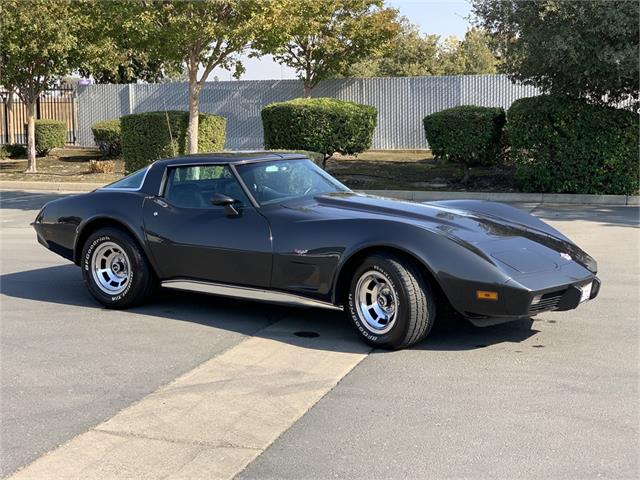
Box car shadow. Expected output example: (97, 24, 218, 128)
(1, 264, 540, 353)
(414, 315, 538, 351)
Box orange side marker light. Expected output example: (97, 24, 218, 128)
(476, 290, 499, 301)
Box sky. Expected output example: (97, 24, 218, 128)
(210, 0, 473, 81)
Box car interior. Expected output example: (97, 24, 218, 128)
(164, 169, 250, 209)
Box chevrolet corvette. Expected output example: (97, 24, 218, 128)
(32, 152, 600, 349)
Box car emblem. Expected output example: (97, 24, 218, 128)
(294, 249, 308, 256)
(560, 253, 572, 261)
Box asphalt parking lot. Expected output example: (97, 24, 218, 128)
(1, 190, 638, 479)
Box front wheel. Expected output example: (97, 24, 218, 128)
(347, 253, 436, 349)
(81, 227, 155, 309)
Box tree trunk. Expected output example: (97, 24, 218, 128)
(303, 82, 312, 98)
(26, 101, 37, 173)
(322, 154, 330, 170)
(461, 164, 470, 184)
(187, 81, 200, 154)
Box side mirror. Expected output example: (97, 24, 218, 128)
(210, 193, 239, 217)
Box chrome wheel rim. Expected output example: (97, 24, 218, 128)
(91, 241, 130, 295)
(355, 270, 398, 334)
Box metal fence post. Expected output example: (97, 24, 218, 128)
(128, 84, 135, 115)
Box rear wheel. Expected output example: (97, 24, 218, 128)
(347, 253, 435, 349)
(81, 227, 155, 309)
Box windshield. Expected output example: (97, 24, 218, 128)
(235, 159, 350, 206)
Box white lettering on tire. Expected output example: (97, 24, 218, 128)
(84, 235, 134, 303)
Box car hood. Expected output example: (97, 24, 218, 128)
(308, 192, 597, 274)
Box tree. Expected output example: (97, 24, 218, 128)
(459, 28, 498, 74)
(83, 59, 167, 84)
(439, 28, 497, 75)
(350, 17, 440, 77)
(263, 0, 400, 96)
(0, 0, 113, 172)
(127, 0, 270, 154)
(472, 0, 639, 107)
(437, 36, 465, 75)
(77, 1, 178, 84)
(349, 20, 496, 78)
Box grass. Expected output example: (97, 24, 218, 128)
(0, 147, 517, 192)
(0, 147, 123, 184)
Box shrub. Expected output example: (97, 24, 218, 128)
(6, 144, 26, 157)
(261, 98, 377, 167)
(121, 111, 226, 172)
(0, 144, 26, 159)
(91, 119, 121, 157)
(423, 105, 506, 182)
(266, 149, 325, 166)
(88, 159, 115, 174)
(35, 119, 67, 156)
(508, 96, 639, 195)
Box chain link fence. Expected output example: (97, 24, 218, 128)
(77, 75, 540, 150)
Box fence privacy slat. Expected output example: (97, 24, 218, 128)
(75, 75, 539, 150)
(5, 76, 634, 150)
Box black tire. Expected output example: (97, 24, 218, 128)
(81, 227, 155, 309)
(347, 253, 436, 349)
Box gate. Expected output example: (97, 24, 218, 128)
(0, 87, 77, 145)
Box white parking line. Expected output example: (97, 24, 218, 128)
(9, 316, 370, 480)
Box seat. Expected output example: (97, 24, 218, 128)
(166, 183, 207, 208)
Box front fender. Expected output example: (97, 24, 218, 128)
(330, 220, 512, 315)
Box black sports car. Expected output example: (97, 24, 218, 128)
(32, 152, 600, 349)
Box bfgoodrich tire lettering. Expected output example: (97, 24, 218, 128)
(347, 253, 436, 349)
(81, 227, 155, 309)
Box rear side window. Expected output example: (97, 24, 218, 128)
(103, 167, 148, 190)
(163, 165, 250, 209)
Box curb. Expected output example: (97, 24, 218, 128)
(0, 181, 103, 192)
(0, 181, 637, 206)
(361, 190, 639, 206)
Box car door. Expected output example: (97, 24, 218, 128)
(142, 164, 272, 287)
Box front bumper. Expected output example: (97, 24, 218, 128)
(529, 276, 601, 313)
(464, 276, 601, 327)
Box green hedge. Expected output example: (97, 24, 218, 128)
(35, 120, 66, 156)
(423, 106, 506, 179)
(91, 119, 121, 157)
(266, 149, 324, 166)
(5, 144, 26, 157)
(261, 98, 377, 165)
(121, 111, 226, 172)
(0, 144, 26, 158)
(508, 96, 639, 195)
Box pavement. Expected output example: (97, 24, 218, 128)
(1, 190, 638, 479)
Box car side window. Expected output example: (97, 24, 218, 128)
(163, 165, 250, 209)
